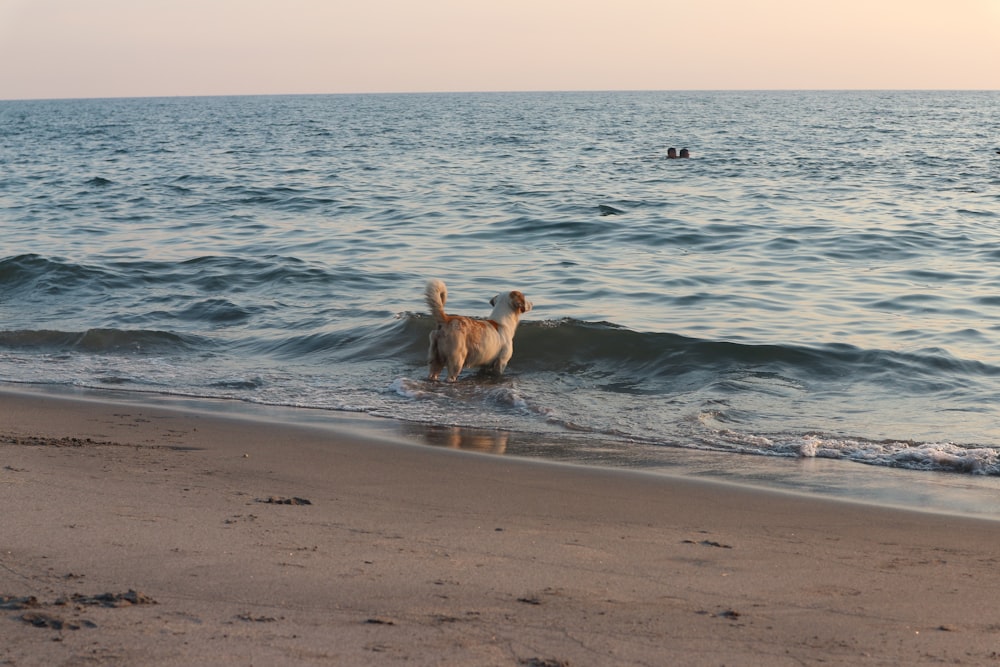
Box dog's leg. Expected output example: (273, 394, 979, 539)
(427, 336, 445, 381)
(446, 356, 465, 383)
(492, 345, 513, 375)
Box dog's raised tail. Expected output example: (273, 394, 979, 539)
(424, 279, 449, 323)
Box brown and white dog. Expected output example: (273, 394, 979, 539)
(424, 279, 532, 382)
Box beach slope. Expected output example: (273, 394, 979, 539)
(2, 388, 999, 666)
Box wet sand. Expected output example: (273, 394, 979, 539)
(3, 387, 1000, 666)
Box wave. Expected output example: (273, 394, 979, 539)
(0, 253, 353, 296)
(0, 254, 128, 293)
(507, 318, 1000, 392)
(0, 328, 200, 354)
(361, 315, 1000, 406)
(695, 430, 1000, 476)
(4, 278, 993, 393)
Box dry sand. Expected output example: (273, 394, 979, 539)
(3, 387, 1000, 666)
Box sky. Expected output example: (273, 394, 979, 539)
(1, 0, 998, 100)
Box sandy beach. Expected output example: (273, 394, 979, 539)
(3, 387, 1000, 666)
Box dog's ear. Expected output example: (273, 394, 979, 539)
(490, 295, 498, 307)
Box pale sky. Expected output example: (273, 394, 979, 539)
(1, 0, 998, 100)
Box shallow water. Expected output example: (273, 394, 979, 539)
(3, 91, 1000, 501)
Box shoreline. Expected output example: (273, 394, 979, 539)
(7, 382, 1000, 520)
(4, 386, 1000, 665)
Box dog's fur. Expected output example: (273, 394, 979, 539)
(425, 279, 532, 382)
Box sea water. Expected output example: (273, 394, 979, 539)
(2, 91, 1000, 510)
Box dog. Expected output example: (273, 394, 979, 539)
(424, 279, 532, 382)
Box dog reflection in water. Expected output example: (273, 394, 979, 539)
(423, 425, 509, 454)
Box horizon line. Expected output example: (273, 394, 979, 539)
(3, 87, 999, 103)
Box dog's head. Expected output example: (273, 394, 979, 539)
(490, 290, 532, 315)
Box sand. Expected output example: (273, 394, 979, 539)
(3, 387, 1000, 666)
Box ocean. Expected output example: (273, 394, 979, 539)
(3, 91, 1000, 513)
